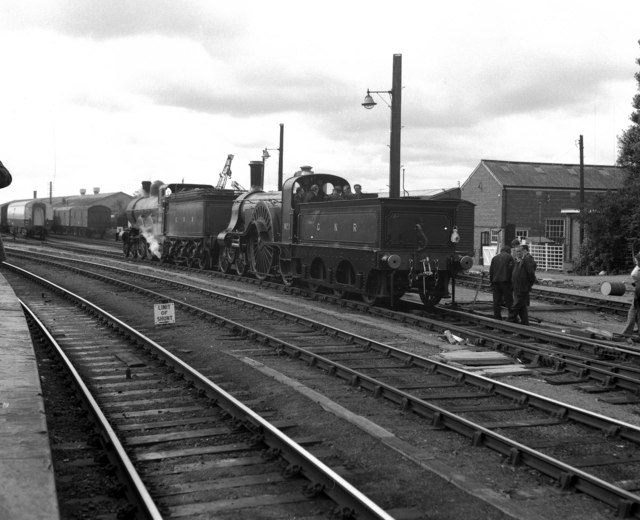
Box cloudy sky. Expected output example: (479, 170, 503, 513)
(1, 1, 639, 203)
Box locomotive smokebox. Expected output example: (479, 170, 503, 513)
(249, 161, 264, 191)
(141, 181, 152, 196)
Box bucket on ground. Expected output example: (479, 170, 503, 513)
(601, 281, 627, 296)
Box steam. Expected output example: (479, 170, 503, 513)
(137, 216, 163, 259)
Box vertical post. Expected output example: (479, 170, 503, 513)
(389, 54, 402, 198)
(579, 134, 584, 245)
(277, 123, 284, 191)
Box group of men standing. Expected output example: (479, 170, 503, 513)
(489, 239, 538, 325)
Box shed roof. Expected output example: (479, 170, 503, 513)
(478, 160, 628, 190)
(42, 192, 133, 208)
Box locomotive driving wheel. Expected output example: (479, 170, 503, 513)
(122, 237, 132, 258)
(247, 203, 277, 281)
(235, 251, 248, 276)
(219, 246, 235, 273)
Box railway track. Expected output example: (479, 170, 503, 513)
(456, 272, 631, 316)
(10, 265, 395, 519)
(5, 251, 640, 517)
(7, 237, 632, 317)
(8, 246, 640, 396)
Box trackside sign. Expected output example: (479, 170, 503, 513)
(154, 302, 175, 325)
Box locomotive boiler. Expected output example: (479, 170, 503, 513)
(217, 166, 474, 307)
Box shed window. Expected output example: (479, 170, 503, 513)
(545, 219, 565, 240)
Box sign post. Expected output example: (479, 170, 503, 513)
(154, 302, 175, 326)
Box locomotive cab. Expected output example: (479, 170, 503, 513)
(281, 168, 352, 243)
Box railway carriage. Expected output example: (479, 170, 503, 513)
(6, 199, 53, 238)
(53, 204, 112, 237)
(218, 166, 474, 307)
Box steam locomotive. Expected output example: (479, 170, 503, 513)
(123, 162, 474, 307)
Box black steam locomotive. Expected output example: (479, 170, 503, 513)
(123, 162, 474, 307)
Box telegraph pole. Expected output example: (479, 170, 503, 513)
(277, 123, 284, 191)
(579, 134, 584, 245)
(389, 54, 402, 198)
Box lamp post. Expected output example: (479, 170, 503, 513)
(262, 123, 285, 190)
(262, 147, 279, 187)
(362, 53, 402, 198)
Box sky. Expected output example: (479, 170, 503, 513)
(1, 1, 639, 203)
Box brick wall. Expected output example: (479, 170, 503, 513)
(463, 168, 606, 263)
(461, 164, 502, 262)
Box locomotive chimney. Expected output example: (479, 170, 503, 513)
(80, 189, 86, 195)
(141, 181, 152, 196)
(93, 187, 100, 195)
(33, 191, 37, 199)
(297, 165, 313, 176)
(249, 161, 264, 191)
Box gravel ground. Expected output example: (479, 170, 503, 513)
(9, 248, 640, 519)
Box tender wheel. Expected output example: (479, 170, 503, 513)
(307, 259, 326, 293)
(160, 241, 172, 264)
(219, 247, 234, 273)
(334, 261, 355, 299)
(362, 272, 383, 306)
(307, 281, 322, 293)
(192, 243, 209, 270)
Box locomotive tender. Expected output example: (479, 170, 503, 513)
(123, 180, 238, 267)
(124, 164, 474, 307)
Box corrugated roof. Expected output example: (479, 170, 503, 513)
(481, 159, 628, 190)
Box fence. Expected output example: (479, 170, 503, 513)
(529, 244, 564, 271)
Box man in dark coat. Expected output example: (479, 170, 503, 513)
(303, 184, 322, 202)
(0, 161, 10, 189)
(489, 245, 514, 320)
(508, 244, 537, 325)
(0, 160, 12, 262)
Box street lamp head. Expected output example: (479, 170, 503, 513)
(362, 90, 377, 109)
(262, 148, 270, 160)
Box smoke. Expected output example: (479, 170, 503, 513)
(137, 216, 163, 259)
